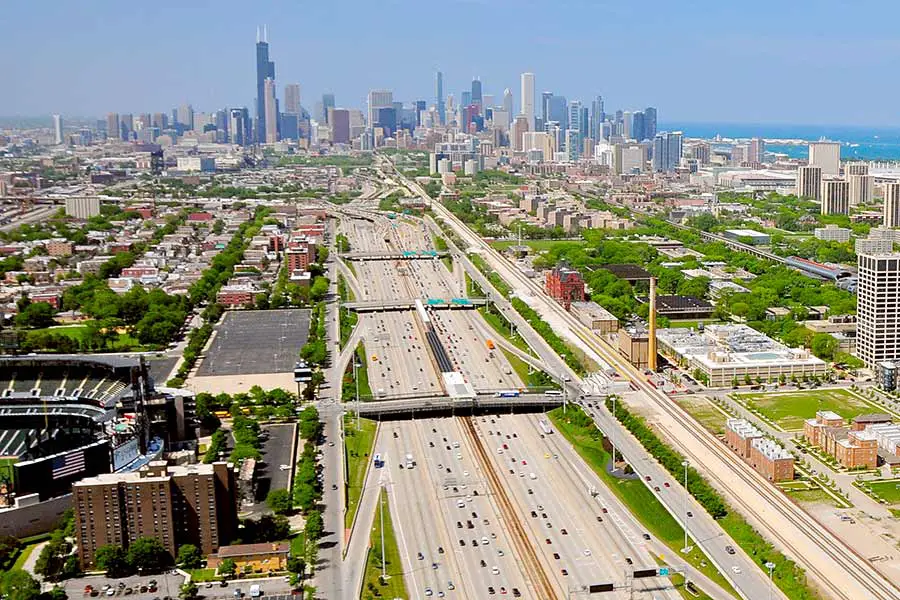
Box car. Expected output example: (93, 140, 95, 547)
(425, 588, 433, 597)
(438, 592, 445, 598)
(512, 588, 521, 598)
(457, 521, 463, 528)
(473, 539, 479, 547)
(625, 557, 633, 565)
(432, 562, 438, 570)
(497, 549, 504, 556)
(481, 536, 489, 545)
(106, 590, 115, 597)
(459, 539, 466, 546)
(546, 522, 552, 528)
(561, 528, 568, 535)
(545, 538, 552, 544)
(438, 546, 444, 554)
(220, 581, 228, 587)
(492, 566, 500, 575)
(601, 507, 608, 513)
(205, 583, 213, 589)
(417, 552, 424, 560)
(553, 552, 560, 559)
(233, 590, 242, 599)
(654, 486, 661, 492)
(664, 482, 670, 488)
(645, 475, 652, 481)
(447, 582, 455, 591)
(687, 511, 693, 517)
(726, 545, 736, 555)
(642, 533, 651, 540)
(731, 566, 742, 574)
(560, 569, 569, 576)
(480, 559, 487, 567)
(488, 587, 496, 595)
(596, 515, 603, 522)
(393, 432, 398, 439)
(328, 441, 335, 447)
(527, 488, 533, 495)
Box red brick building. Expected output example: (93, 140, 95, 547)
(285, 238, 316, 272)
(216, 285, 256, 307)
(726, 418, 794, 482)
(545, 264, 585, 310)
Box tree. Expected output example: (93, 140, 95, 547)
(810, 333, 839, 361)
(266, 489, 292, 515)
(0, 536, 21, 569)
(47, 587, 68, 600)
(219, 558, 237, 578)
(176, 544, 202, 569)
(179, 581, 198, 600)
(126, 537, 169, 573)
(14, 301, 56, 329)
(34, 532, 74, 581)
(0, 569, 40, 600)
(95, 544, 129, 577)
(304, 510, 324, 542)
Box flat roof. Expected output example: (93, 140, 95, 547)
(601, 264, 652, 281)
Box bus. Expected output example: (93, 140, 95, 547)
(486, 339, 495, 350)
(543, 390, 563, 397)
(373, 454, 384, 468)
(494, 390, 520, 398)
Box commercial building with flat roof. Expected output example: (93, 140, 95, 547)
(656, 324, 826, 387)
(73, 461, 237, 568)
(571, 301, 619, 335)
(723, 229, 770, 245)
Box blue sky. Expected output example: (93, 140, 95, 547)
(4, 0, 900, 125)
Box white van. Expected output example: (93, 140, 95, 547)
(249, 584, 261, 598)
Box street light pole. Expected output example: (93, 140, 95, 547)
(682, 460, 690, 553)
(354, 358, 361, 430)
(765, 561, 776, 600)
(380, 486, 386, 581)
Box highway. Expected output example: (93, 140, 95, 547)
(392, 161, 900, 600)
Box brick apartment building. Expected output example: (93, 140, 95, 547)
(545, 264, 585, 310)
(73, 461, 237, 568)
(216, 284, 257, 308)
(46, 240, 74, 257)
(803, 411, 883, 469)
(285, 239, 316, 272)
(725, 418, 794, 482)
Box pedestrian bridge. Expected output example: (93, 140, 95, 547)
(343, 297, 488, 312)
(340, 250, 450, 261)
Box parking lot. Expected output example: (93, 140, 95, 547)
(197, 309, 310, 376)
(245, 423, 296, 516)
(59, 573, 183, 600)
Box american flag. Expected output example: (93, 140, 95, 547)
(52, 451, 86, 480)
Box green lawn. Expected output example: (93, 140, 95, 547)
(361, 490, 407, 599)
(865, 480, 900, 504)
(675, 397, 729, 436)
(736, 388, 877, 431)
(478, 307, 530, 353)
(186, 568, 218, 582)
(10, 541, 42, 571)
(548, 407, 738, 599)
(344, 415, 377, 530)
(28, 323, 143, 351)
(342, 342, 373, 402)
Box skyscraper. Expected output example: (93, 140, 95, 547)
(796, 166, 822, 201)
(106, 113, 120, 141)
(229, 108, 247, 145)
(520, 72, 535, 130)
(541, 92, 553, 125)
(332, 109, 351, 144)
(567, 101, 583, 150)
(847, 163, 873, 206)
(590, 96, 605, 140)
(177, 104, 194, 130)
(435, 71, 445, 126)
(632, 111, 645, 142)
(548, 96, 567, 129)
(644, 107, 657, 140)
(368, 90, 393, 127)
(809, 141, 841, 176)
(284, 84, 301, 116)
(502, 89, 513, 126)
(264, 78, 278, 143)
(652, 132, 683, 172)
(622, 111, 632, 140)
(52, 114, 63, 145)
(256, 26, 276, 144)
(857, 252, 900, 368)
(821, 179, 850, 215)
(322, 93, 335, 123)
(748, 137, 765, 163)
(471, 78, 482, 108)
(884, 183, 900, 227)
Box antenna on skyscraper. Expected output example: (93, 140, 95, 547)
(257, 26, 261, 43)
(263, 24, 268, 43)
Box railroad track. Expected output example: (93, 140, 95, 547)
(573, 328, 900, 600)
(460, 416, 559, 600)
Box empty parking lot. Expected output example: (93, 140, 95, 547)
(197, 309, 310, 376)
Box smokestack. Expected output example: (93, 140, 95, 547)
(648, 277, 658, 372)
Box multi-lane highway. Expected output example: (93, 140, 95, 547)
(393, 161, 900, 600)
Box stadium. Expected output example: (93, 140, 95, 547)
(0, 354, 195, 537)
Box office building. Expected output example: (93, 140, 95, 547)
(520, 72, 535, 130)
(590, 96, 605, 140)
(541, 91, 553, 125)
(651, 131, 683, 172)
(284, 83, 301, 116)
(73, 461, 238, 568)
(511, 115, 530, 152)
(106, 113, 120, 141)
(546, 95, 567, 130)
(321, 93, 335, 123)
(796, 165, 822, 201)
(435, 71, 445, 125)
(471, 78, 482, 108)
(631, 111, 645, 142)
(175, 104, 193, 130)
(502, 89, 513, 126)
(368, 89, 393, 127)
(263, 78, 278, 143)
(883, 182, 900, 227)
(643, 107, 657, 140)
(821, 179, 850, 215)
(331, 108, 350, 144)
(857, 252, 900, 368)
(52, 114, 63, 145)
(809, 141, 841, 176)
(255, 26, 276, 143)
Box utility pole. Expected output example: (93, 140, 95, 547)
(380, 485, 386, 581)
(766, 561, 776, 600)
(682, 460, 691, 553)
(611, 394, 617, 466)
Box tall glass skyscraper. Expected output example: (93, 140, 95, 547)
(255, 26, 276, 144)
(435, 71, 445, 125)
(471, 78, 482, 108)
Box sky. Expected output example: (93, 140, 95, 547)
(4, 0, 900, 126)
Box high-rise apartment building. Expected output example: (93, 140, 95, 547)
(255, 26, 276, 144)
(284, 84, 301, 116)
(435, 71, 445, 125)
(520, 72, 535, 130)
(264, 78, 278, 143)
(73, 461, 238, 568)
(748, 138, 765, 163)
(651, 131, 683, 172)
(796, 165, 823, 201)
(809, 141, 841, 176)
(53, 114, 63, 145)
(884, 182, 900, 228)
(849, 174, 874, 206)
(567, 101, 583, 150)
(821, 179, 850, 215)
(857, 253, 900, 368)
(511, 115, 530, 152)
(590, 96, 605, 140)
(643, 107, 657, 140)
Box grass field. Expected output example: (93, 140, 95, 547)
(361, 489, 407, 600)
(865, 480, 900, 504)
(736, 388, 876, 431)
(548, 407, 738, 598)
(344, 415, 377, 530)
(479, 307, 530, 353)
(675, 397, 729, 435)
(29, 323, 142, 351)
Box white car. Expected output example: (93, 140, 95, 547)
(279, 464, 290, 471)
(731, 566, 742, 574)
(491, 566, 500, 575)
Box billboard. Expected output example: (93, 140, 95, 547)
(112, 439, 140, 471)
(15, 440, 111, 500)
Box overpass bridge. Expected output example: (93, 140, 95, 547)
(339, 250, 449, 261)
(343, 297, 488, 312)
(344, 393, 564, 418)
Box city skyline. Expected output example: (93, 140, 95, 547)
(4, 0, 900, 125)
